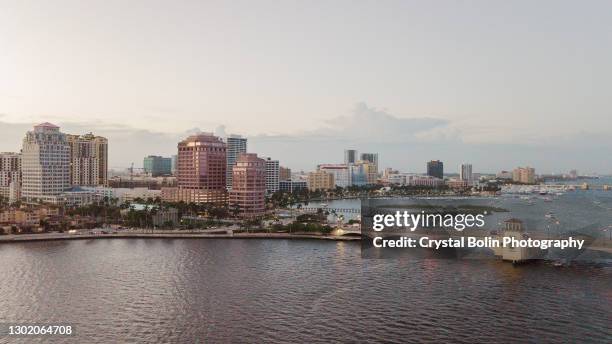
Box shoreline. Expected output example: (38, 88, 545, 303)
(0, 232, 361, 243)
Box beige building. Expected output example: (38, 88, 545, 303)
(67, 133, 108, 186)
(279, 166, 291, 181)
(308, 170, 335, 191)
(360, 161, 378, 184)
(0, 152, 21, 203)
(512, 166, 536, 184)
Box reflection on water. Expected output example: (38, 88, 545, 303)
(0, 239, 610, 343)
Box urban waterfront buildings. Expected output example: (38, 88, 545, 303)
(307, 170, 335, 191)
(162, 133, 227, 204)
(67, 133, 108, 186)
(349, 163, 368, 186)
(226, 135, 247, 190)
(264, 158, 280, 194)
(387, 173, 444, 187)
(21, 123, 71, 203)
(360, 153, 378, 173)
(143, 155, 172, 176)
(0, 152, 21, 203)
(279, 166, 291, 181)
(279, 180, 308, 193)
(229, 153, 266, 218)
(318, 164, 350, 187)
(459, 163, 473, 185)
(344, 149, 357, 165)
(427, 160, 444, 179)
(512, 166, 536, 184)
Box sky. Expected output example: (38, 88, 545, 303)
(1, 1, 611, 174)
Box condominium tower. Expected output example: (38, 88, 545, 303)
(512, 166, 536, 184)
(226, 135, 247, 190)
(264, 157, 280, 194)
(0, 152, 21, 203)
(459, 163, 473, 184)
(229, 153, 266, 218)
(21, 123, 71, 202)
(67, 133, 108, 186)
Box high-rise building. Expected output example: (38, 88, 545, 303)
(229, 153, 266, 218)
(21, 123, 71, 202)
(427, 160, 444, 179)
(512, 166, 536, 184)
(143, 155, 172, 176)
(171, 155, 178, 175)
(279, 166, 292, 181)
(359, 153, 378, 173)
(349, 163, 366, 186)
(318, 164, 350, 187)
(163, 133, 227, 204)
(459, 163, 473, 184)
(344, 149, 357, 165)
(67, 133, 108, 186)
(308, 170, 335, 191)
(264, 157, 280, 194)
(226, 135, 247, 190)
(0, 152, 21, 203)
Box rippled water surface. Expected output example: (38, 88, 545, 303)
(0, 239, 610, 343)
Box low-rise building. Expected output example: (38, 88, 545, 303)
(318, 164, 350, 187)
(307, 170, 335, 191)
(279, 180, 308, 193)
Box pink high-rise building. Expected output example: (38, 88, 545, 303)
(229, 153, 266, 218)
(162, 133, 227, 204)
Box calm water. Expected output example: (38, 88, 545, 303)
(0, 239, 610, 343)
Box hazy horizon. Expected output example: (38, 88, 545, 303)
(1, 1, 611, 174)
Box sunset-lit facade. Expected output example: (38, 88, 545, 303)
(163, 133, 227, 204)
(229, 153, 266, 218)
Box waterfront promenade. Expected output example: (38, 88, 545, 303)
(0, 230, 360, 243)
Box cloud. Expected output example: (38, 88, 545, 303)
(296, 102, 450, 143)
(1, 104, 610, 174)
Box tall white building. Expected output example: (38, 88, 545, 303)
(21, 123, 71, 202)
(264, 157, 280, 193)
(67, 133, 108, 186)
(226, 135, 247, 190)
(459, 163, 473, 184)
(0, 152, 21, 203)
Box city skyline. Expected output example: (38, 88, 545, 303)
(0, 108, 609, 175)
(1, 1, 611, 173)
